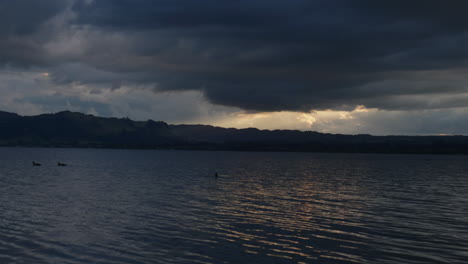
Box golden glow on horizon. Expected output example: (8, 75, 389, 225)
(212, 106, 374, 131)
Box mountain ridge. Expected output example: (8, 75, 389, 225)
(1, 110, 468, 154)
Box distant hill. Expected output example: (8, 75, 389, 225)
(1, 110, 468, 154)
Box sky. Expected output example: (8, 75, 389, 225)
(1, 0, 468, 135)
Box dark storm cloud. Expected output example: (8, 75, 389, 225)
(0, 0, 70, 66)
(0, 0, 68, 34)
(2, 0, 468, 112)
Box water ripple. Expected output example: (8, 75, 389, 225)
(0, 148, 467, 263)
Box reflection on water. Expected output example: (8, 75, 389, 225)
(0, 148, 467, 263)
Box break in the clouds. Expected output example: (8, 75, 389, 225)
(1, 0, 468, 134)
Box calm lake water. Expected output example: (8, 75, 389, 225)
(0, 147, 467, 264)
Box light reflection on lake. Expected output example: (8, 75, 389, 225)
(0, 147, 467, 263)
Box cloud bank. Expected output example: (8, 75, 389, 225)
(1, 0, 468, 134)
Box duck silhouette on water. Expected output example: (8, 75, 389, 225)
(32, 162, 41, 166)
(57, 162, 67, 167)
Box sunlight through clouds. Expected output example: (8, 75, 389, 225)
(211, 106, 376, 132)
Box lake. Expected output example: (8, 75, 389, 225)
(0, 147, 467, 263)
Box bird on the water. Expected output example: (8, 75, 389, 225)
(32, 162, 41, 166)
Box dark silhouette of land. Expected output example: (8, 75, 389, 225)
(1, 110, 468, 154)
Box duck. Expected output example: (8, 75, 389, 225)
(32, 162, 41, 166)
(57, 162, 67, 167)
(214, 172, 218, 178)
